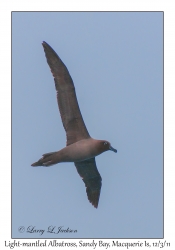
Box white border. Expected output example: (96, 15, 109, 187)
(1, 1, 174, 249)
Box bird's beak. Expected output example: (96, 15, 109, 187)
(109, 145, 117, 153)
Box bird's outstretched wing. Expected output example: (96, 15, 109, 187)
(74, 158, 102, 208)
(42, 41, 90, 146)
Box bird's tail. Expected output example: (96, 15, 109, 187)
(31, 152, 57, 167)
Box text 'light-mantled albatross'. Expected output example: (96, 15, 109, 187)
(31, 41, 117, 208)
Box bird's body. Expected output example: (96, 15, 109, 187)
(32, 138, 113, 166)
(31, 41, 117, 208)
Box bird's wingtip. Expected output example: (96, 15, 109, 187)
(42, 41, 47, 46)
(90, 198, 99, 209)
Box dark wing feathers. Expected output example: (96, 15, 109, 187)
(42, 42, 102, 208)
(42, 41, 90, 146)
(74, 158, 102, 208)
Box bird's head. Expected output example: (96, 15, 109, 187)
(98, 140, 117, 153)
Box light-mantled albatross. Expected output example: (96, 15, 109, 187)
(31, 41, 117, 208)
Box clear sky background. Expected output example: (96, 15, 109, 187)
(12, 12, 163, 239)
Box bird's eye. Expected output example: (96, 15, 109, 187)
(103, 142, 108, 146)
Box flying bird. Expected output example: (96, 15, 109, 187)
(31, 41, 117, 208)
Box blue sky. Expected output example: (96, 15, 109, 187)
(12, 12, 163, 238)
